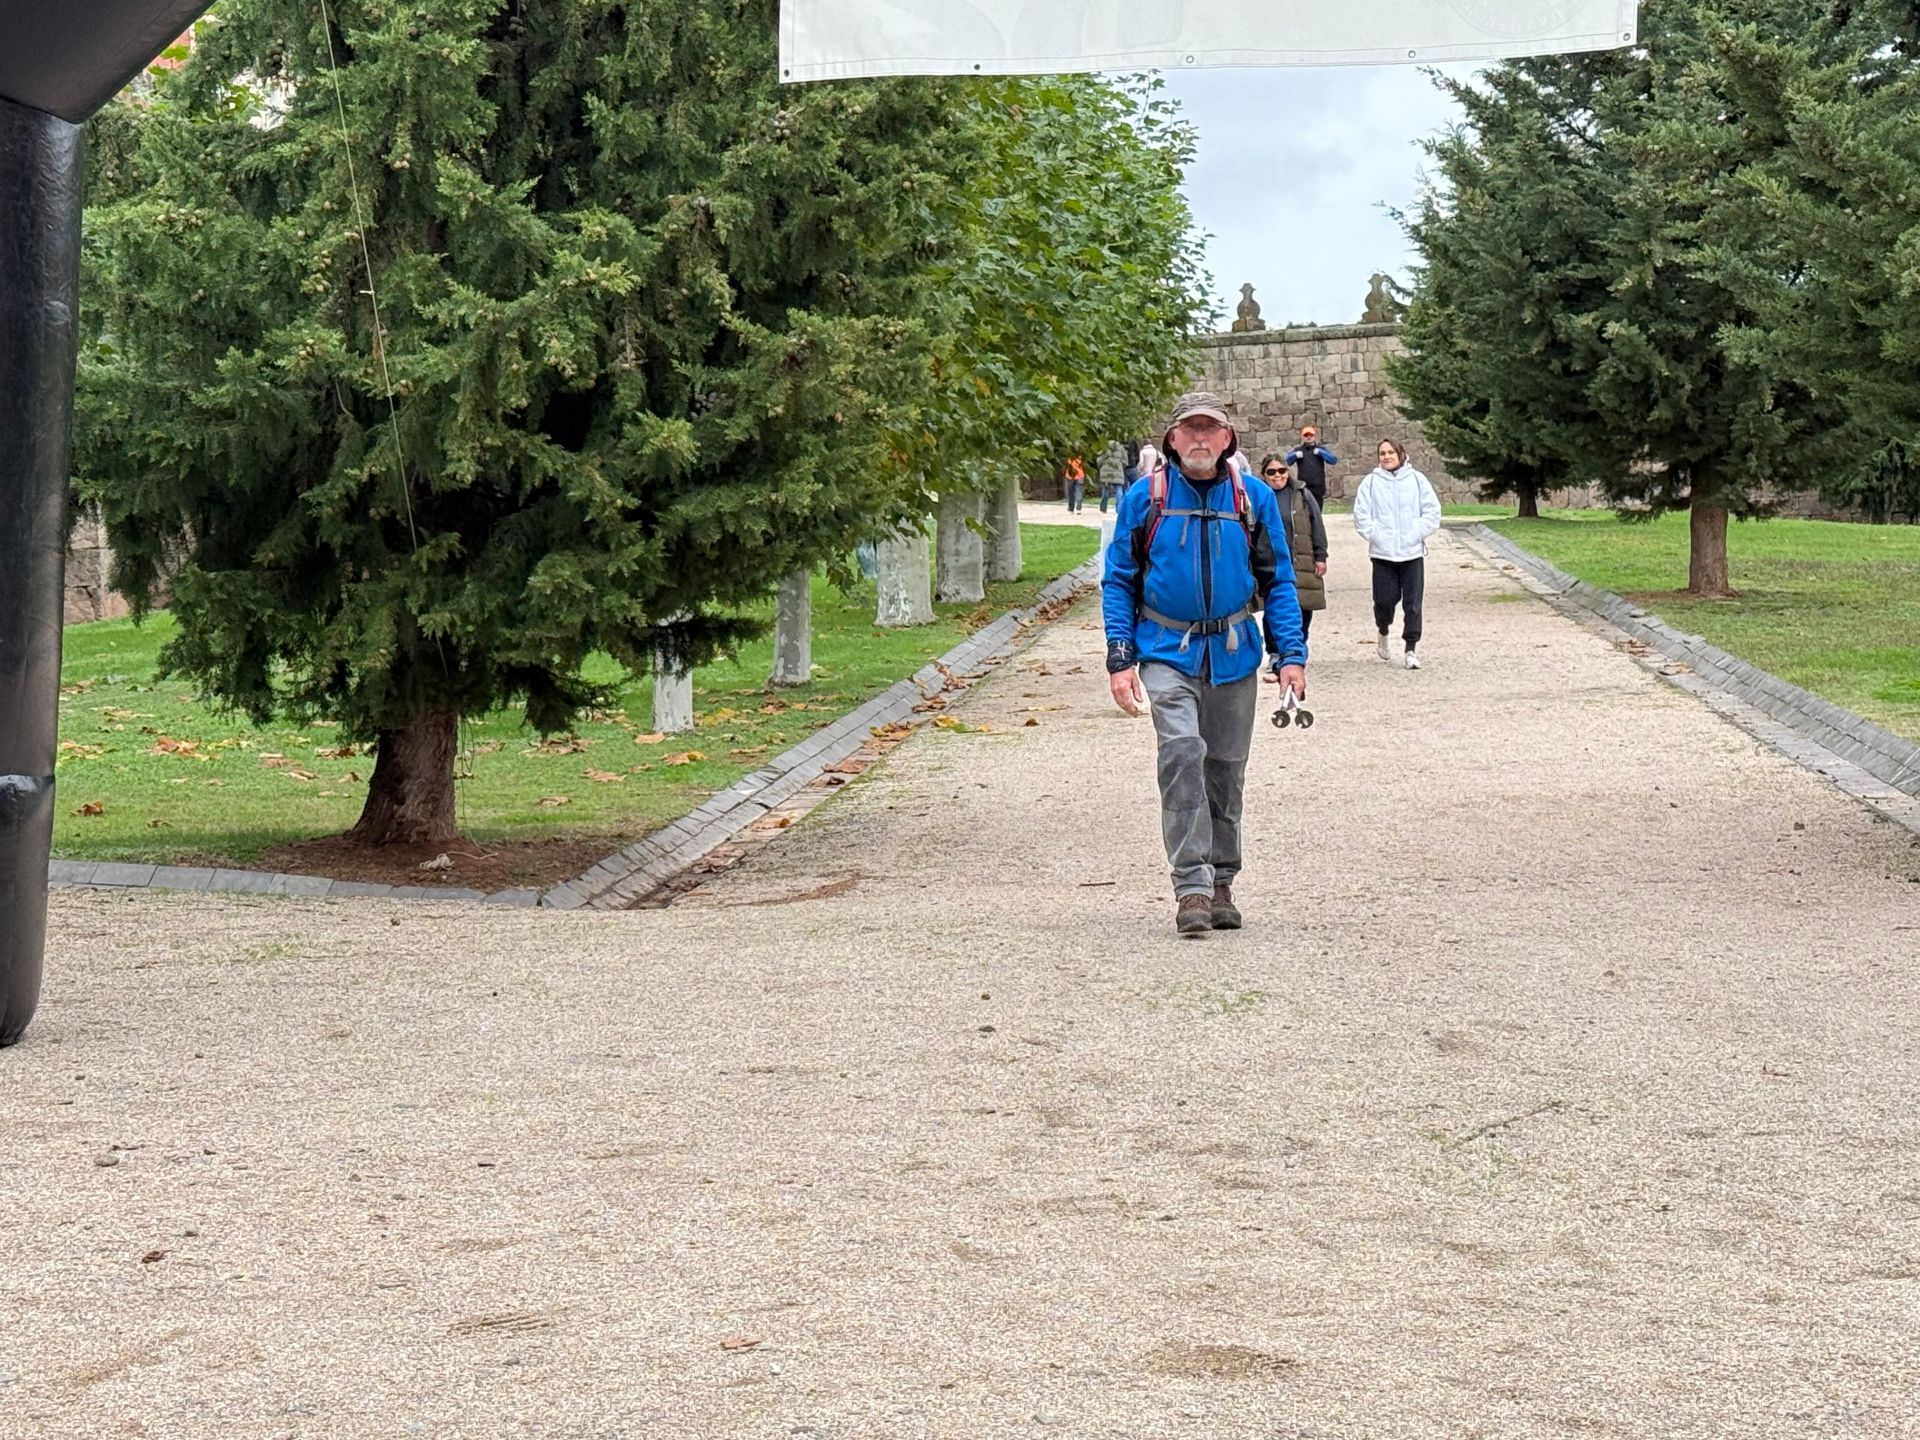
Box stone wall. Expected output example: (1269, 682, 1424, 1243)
(65, 509, 131, 625)
(1192, 323, 1461, 503)
(1192, 322, 1600, 509)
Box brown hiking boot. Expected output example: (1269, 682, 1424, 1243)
(1211, 884, 1242, 931)
(1176, 894, 1213, 938)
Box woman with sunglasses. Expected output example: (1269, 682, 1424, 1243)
(1259, 455, 1327, 644)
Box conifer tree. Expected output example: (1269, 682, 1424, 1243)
(1396, 0, 1844, 592)
(1714, 1, 1920, 520)
(77, 0, 952, 846)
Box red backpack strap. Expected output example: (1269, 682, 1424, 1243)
(1143, 465, 1171, 553)
(1231, 465, 1257, 545)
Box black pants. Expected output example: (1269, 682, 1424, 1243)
(1299, 608, 1315, 642)
(1372, 557, 1425, 648)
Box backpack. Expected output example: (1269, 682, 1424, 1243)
(1124, 440, 1142, 467)
(1132, 463, 1256, 580)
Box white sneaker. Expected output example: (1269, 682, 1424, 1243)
(1405, 649, 1421, 670)
(1376, 633, 1391, 662)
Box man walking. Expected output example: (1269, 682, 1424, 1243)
(1104, 392, 1309, 938)
(1285, 425, 1340, 505)
(1097, 439, 1129, 514)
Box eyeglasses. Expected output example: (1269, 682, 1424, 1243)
(1262, 467, 1283, 476)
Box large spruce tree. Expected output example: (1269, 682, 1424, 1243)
(1715, 0, 1920, 521)
(1396, 0, 1851, 593)
(78, 1, 952, 845)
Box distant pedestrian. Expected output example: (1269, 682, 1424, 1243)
(1285, 426, 1340, 506)
(1063, 455, 1087, 513)
(1097, 440, 1128, 514)
(1259, 454, 1327, 645)
(1123, 440, 1145, 485)
(1137, 439, 1161, 478)
(1351, 439, 1441, 670)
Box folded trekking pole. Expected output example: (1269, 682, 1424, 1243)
(1270, 687, 1315, 731)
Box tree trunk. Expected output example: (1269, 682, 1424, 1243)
(1688, 503, 1732, 597)
(1516, 481, 1541, 520)
(936, 490, 985, 604)
(875, 523, 934, 628)
(986, 474, 1023, 582)
(770, 569, 812, 688)
(653, 655, 694, 733)
(349, 708, 461, 847)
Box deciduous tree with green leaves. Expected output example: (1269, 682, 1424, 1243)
(887, 74, 1210, 615)
(78, 0, 953, 846)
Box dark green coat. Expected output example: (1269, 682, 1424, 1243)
(1274, 481, 1327, 611)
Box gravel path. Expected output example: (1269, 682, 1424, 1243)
(7, 523, 1917, 1439)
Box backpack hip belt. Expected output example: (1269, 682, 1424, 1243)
(1140, 604, 1256, 653)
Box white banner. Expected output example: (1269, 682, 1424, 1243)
(780, 1, 1639, 81)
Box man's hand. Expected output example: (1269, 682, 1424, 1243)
(1259, 664, 1305, 706)
(1110, 667, 1147, 716)
(1314, 561, 1327, 577)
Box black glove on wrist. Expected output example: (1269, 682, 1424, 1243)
(1106, 640, 1138, 674)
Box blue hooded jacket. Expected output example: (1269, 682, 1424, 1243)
(1102, 463, 1308, 684)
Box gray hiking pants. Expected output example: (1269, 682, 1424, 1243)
(1140, 663, 1259, 899)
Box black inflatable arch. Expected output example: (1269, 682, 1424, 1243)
(0, 2, 216, 1047)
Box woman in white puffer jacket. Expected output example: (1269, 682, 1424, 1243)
(1351, 439, 1442, 670)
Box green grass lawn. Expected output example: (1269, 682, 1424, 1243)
(1487, 510, 1920, 741)
(55, 524, 1097, 869)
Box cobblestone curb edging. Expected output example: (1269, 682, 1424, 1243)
(544, 556, 1104, 911)
(49, 556, 1103, 908)
(1460, 524, 1920, 836)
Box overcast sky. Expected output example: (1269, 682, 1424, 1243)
(1161, 65, 1473, 330)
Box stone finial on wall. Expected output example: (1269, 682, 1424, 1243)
(1361, 273, 1407, 325)
(1230, 283, 1265, 334)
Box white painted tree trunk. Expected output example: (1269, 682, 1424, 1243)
(986, 474, 1023, 582)
(936, 490, 986, 604)
(770, 569, 812, 687)
(875, 523, 934, 628)
(651, 620, 695, 734)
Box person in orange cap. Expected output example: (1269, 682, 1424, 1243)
(1284, 425, 1340, 506)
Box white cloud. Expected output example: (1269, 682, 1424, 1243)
(1162, 64, 1471, 329)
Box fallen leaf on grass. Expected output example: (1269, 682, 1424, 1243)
(524, 735, 591, 757)
(634, 732, 666, 746)
(260, 753, 288, 768)
(663, 751, 706, 767)
(287, 768, 320, 782)
(150, 736, 204, 759)
(720, 1335, 762, 1353)
(314, 744, 361, 760)
(74, 802, 104, 817)
(583, 769, 625, 784)
(203, 779, 226, 789)
(536, 795, 572, 808)
(147, 818, 172, 829)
